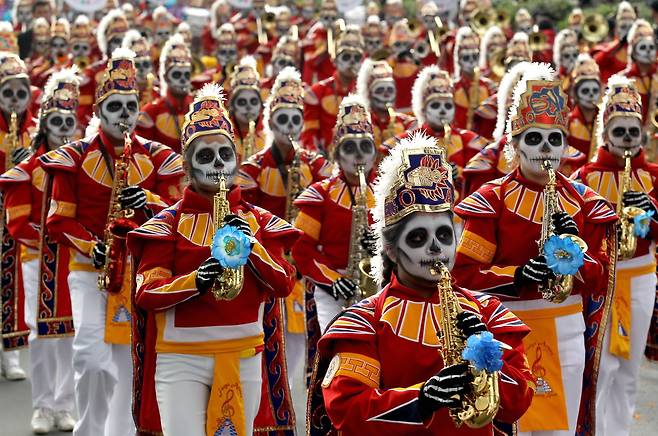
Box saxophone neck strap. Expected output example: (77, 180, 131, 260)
(96, 135, 115, 181)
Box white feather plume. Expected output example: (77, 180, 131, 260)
(97, 9, 125, 56)
(0, 21, 13, 33)
(478, 25, 504, 70)
(553, 29, 577, 70)
(121, 29, 144, 51)
(411, 65, 443, 125)
(85, 114, 101, 137)
(626, 19, 652, 67)
(596, 73, 638, 148)
(355, 58, 375, 110)
(43, 65, 80, 98)
(492, 61, 531, 141)
(158, 33, 188, 96)
(453, 26, 476, 79)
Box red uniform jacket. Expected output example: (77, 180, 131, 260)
(237, 144, 333, 219)
(571, 146, 658, 258)
(309, 274, 534, 435)
(593, 39, 629, 85)
(621, 63, 657, 124)
(136, 91, 193, 154)
(232, 12, 259, 55)
(472, 93, 498, 140)
(291, 170, 375, 288)
(370, 109, 416, 149)
(387, 56, 420, 112)
(128, 185, 300, 434)
(78, 58, 108, 125)
(568, 105, 598, 157)
(301, 72, 355, 153)
(39, 131, 184, 259)
(302, 22, 335, 84)
(454, 74, 497, 131)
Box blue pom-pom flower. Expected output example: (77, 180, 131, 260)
(543, 234, 584, 276)
(462, 331, 503, 373)
(211, 225, 252, 269)
(633, 210, 654, 238)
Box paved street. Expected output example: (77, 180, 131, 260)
(1, 351, 657, 435)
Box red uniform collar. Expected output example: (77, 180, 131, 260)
(98, 129, 139, 159)
(165, 91, 193, 112)
(511, 167, 570, 192)
(595, 145, 647, 169)
(331, 72, 354, 95)
(626, 62, 658, 77)
(181, 184, 243, 212)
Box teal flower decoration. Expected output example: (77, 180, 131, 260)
(462, 331, 503, 373)
(543, 234, 584, 276)
(633, 210, 654, 238)
(211, 225, 251, 269)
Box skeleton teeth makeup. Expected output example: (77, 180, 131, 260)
(459, 48, 479, 75)
(45, 111, 77, 148)
(560, 47, 579, 73)
(51, 37, 69, 59)
(270, 107, 303, 145)
(165, 65, 191, 96)
(575, 79, 601, 110)
(98, 94, 140, 141)
(188, 135, 238, 189)
(0, 79, 31, 116)
(391, 213, 456, 282)
(425, 97, 455, 128)
(370, 80, 396, 111)
(337, 138, 377, 177)
(517, 127, 565, 177)
(605, 116, 642, 158)
(632, 37, 657, 65)
(336, 51, 363, 78)
(231, 89, 262, 126)
(217, 46, 238, 67)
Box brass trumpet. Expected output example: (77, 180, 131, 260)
(529, 28, 546, 53)
(582, 13, 609, 44)
(470, 9, 492, 36)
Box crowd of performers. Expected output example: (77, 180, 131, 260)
(1, 0, 658, 435)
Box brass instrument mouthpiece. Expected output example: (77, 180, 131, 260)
(429, 261, 446, 276)
(118, 122, 130, 133)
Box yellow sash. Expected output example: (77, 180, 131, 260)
(104, 262, 132, 345)
(610, 263, 656, 359)
(206, 348, 256, 436)
(516, 302, 582, 432)
(285, 280, 306, 334)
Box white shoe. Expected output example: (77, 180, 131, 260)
(31, 408, 54, 434)
(1, 364, 26, 381)
(54, 410, 75, 432)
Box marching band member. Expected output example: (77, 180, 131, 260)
(0, 66, 79, 434)
(226, 57, 265, 161)
(201, 23, 239, 89)
(567, 54, 602, 157)
(39, 48, 183, 436)
(571, 75, 658, 436)
(453, 27, 496, 131)
(128, 82, 299, 436)
(202, 0, 232, 57)
(514, 8, 534, 36)
(553, 29, 579, 96)
(30, 18, 71, 88)
(478, 25, 507, 84)
(122, 30, 159, 107)
(295, 0, 317, 39)
(621, 19, 657, 124)
(308, 131, 534, 434)
(593, 1, 636, 85)
(0, 51, 37, 383)
(293, 94, 377, 331)
(301, 25, 364, 154)
(69, 15, 95, 71)
(393, 66, 487, 196)
(27, 17, 49, 66)
(361, 15, 387, 60)
(453, 64, 617, 436)
(414, 1, 441, 67)
(232, 0, 266, 57)
(386, 19, 419, 113)
(261, 36, 301, 99)
(137, 33, 193, 153)
(12, 0, 33, 34)
(301, 0, 338, 84)
(151, 6, 177, 62)
(356, 59, 416, 149)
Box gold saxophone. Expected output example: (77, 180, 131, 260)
(210, 175, 245, 300)
(284, 135, 303, 223)
(429, 261, 500, 428)
(537, 160, 588, 303)
(257, 15, 268, 45)
(242, 119, 256, 161)
(141, 72, 155, 108)
(344, 164, 377, 306)
(5, 112, 18, 170)
(98, 124, 138, 293)
(383, 104, 397, 144)
(617, 150, 645, 260)
(466, 67, 480, 131)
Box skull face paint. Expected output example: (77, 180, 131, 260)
(425, 97, 455, 128)
(187, 134, 238, 190)
(336, 137, 377, 177)
(45, 110, 77, 148)
(575, 79, 601, 110)
(370, 80, 396, 111)
(391, 40, 412, 57)
(0, 79, 31, 116)
(231, 89, 262, 126)
(320, 12, 337, 29)
(165, 65, 191, 96)
(516, 127, 565, 178)
(560, 47, 579, 73)
(616, 19, 633, 40)
(50, 37, 69, 60)
(98, 93, 140, 141)
(365, 37, 383, 55)
(335, 50, 363, 78)
(106, 36, 123, 57)
(270, 107, 303, 145)
(34, 38, 49, 56)
(605, 116, 642, 158)
(632, 37, 657, 65)
(217, 45, 238, 68)
(71, 41, 91, 58)
(272, 57, 295, 76)
(134, 58, 153, 83)
(155, 29, 172, 47)
(459, 49, 479, 75)
(16, 7, 32, 28)
(392, 212, 456, 282)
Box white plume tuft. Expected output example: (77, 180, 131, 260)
(626, 19, 653, 67)
(492, 60, 531, 141)
(97, 9, 125, 56)
(478, 25, 504, 70)
(411, 65, 443, 125)
(355, 58, 376, 110)
(85, 115, 101, 137)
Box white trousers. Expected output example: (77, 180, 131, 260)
(23, 258, 75, 412)
(285, 328, 306, 435)
(155, 352, 262, 436)
(506, 296, 586, 436)
(314, 286, 346, 332)
(68, 270, 134, 436)
(596, 257, 657, 436)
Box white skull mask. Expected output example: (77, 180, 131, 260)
(337, 136, 377, 177)
(217, 45, 238, 68)
(272, 57, 295, 76)
(106, 36, 123, 57)
(134, 57, 153, 83)
(0, 79, 31, 116)
(575, 79, 601, 110)
(188, 135, 238, 189)
(34, 38, 49, 55)
(320, 13, 336, 29)
(459, 48, 479, 75)
(365, 37, 383, 55)
(605, 116, 642, 158)
(560, 47, 579, 73)
(335, 50, 363, 77)
(390, 212, 456, 282)
(166, 65, 191, 96)
(301, 7, 315, 20)
(98, 94, 140, 141)
(616, 19, 633, 40)
(16, 7, 32, 27)
(45, 110, 77, 148)
(632, 37, 657, 65)
(51, 37, 69, 60)
(71, 41, 91, 58)
(425, 97, 455, 128)
(232, 89, 262, 125)
(391, 40, 412, 56)
(270, 107, 303, 145)
(370, 80, 396, 111)
(517, 127, 565, 177)
(155, 29, 172, 47)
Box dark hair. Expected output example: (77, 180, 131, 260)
(651, 1, 658, 13)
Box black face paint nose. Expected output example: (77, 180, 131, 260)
(214, 158, 224, 168)
(429, 238, 441, 253)
(540, 141, 551, 153)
